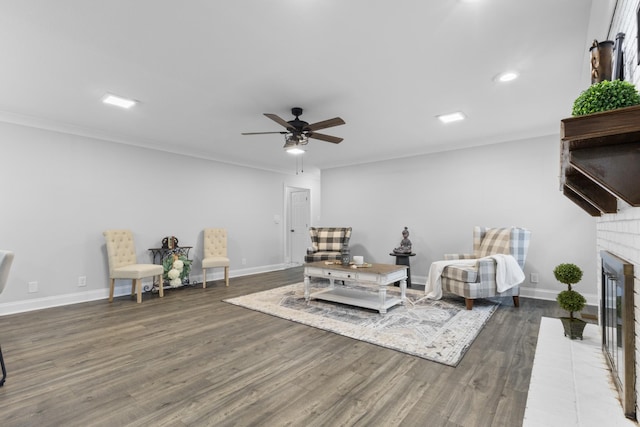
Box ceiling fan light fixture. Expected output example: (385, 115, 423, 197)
(284, 134, 307, 155)
(286, 147, 305, 155)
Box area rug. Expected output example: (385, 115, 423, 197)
(224, 282, 498, 366)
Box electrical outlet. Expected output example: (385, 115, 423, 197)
(78, 276, 87, 287)
(242, 258, 247, 265)
(530, 273, 539, 283)
(28, 281, 38, 293)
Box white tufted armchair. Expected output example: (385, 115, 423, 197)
(202, 228, 230, 288)
(103, 229, 164, 303)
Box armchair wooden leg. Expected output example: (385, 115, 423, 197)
(135, 279, 142, 303)
(203, 269, 207, 289)
(224, 266, 229, 287)
(513, 296, 520, 307)
(465, 299, 474, 310)
(131, 280, 136, 297)
(109, 278, 115, 302)
(158, 274, 164, 298)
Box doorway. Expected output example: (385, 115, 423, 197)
(286, 187, 310, 265)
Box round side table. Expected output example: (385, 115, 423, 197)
(389, 252, 416, 288)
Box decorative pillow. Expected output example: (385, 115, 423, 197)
(476, 228, 511, 257)
(317, 229, 345, 252)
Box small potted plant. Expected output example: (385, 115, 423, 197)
(554, 263, 587, 339)
(572, 80, 640, 116)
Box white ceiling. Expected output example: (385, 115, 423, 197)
(0, 0, 600, 173)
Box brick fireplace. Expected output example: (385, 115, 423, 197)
(600, 249, 636, 418)
(572, 0, 640, 416)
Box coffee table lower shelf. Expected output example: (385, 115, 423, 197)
(310, 287, 402, 313)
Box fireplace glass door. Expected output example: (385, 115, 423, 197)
(601, 250, 635, 419)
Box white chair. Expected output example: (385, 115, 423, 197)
(0, 250, 15, 386)
(103, 230, 164, 303)
(202, 228, 230, 288)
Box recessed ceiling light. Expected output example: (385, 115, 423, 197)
(102, 94, 137, 109)
(437, 112, 466, 124)
(495, 71, 519, 83)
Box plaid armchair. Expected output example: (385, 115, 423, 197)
(304, 227, 352, 263)
(441, 226, 531, 310)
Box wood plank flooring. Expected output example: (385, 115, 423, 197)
(0, 267, 567, 427)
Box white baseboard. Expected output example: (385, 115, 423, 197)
(2, 266, 597, 316)
(519, 286, 598, 306)
(411, 274, 427, 286)
(0, 263, 290, 316)
(0, 289, 111, 316)
(403, 279, 599, 307)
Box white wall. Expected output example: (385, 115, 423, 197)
(0, 121, 321, 313)
(320, 134, 598, 303)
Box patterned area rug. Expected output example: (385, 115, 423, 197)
(224, 282, 498, 366)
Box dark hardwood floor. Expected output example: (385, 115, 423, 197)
(0, 267, 569, 426)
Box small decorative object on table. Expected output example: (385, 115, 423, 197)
(162, 236, 179, 249)
(350, 262, 373, 269)
(340, 243, 350, 266)
(554, 263, 587, 340)
(393, 227, 412, 254)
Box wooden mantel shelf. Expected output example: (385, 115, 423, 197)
(560, 105, 640, 216)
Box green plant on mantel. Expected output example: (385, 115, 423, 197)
(554, 263, 587, 339)
(572, 80, 640, 116)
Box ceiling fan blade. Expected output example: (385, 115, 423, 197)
(307, 117, 345, 132)
(308, 132, 343, 144)
(264, 113, 296, 130)
(241, 131, 287, 135)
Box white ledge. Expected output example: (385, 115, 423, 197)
(524, 317, 636, 427)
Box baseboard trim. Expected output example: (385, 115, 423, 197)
(3, 266, 596, 316)
(0, 289, 110, 316)
(407, 280, 599, 307)
(0, 263, 290, 316)
(519, 286, 598, 306)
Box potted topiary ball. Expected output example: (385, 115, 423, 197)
(572, 80, 640, 116)
(554, 263, 587, 339)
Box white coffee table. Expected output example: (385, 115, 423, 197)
(303, 261, 407, 314)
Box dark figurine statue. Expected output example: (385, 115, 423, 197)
(393, 227, 412, 254)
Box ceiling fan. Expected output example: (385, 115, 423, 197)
(242, 107, 345, 152)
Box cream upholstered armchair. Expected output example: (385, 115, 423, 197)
(441, 226, 531, 310)
(0, 250, 14, 386)
(304, 227, 352, 263)
(202, 228, 229, 288)
(103, 230, 164, 303)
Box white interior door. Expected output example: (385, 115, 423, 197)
(288, 189, 310, 264)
